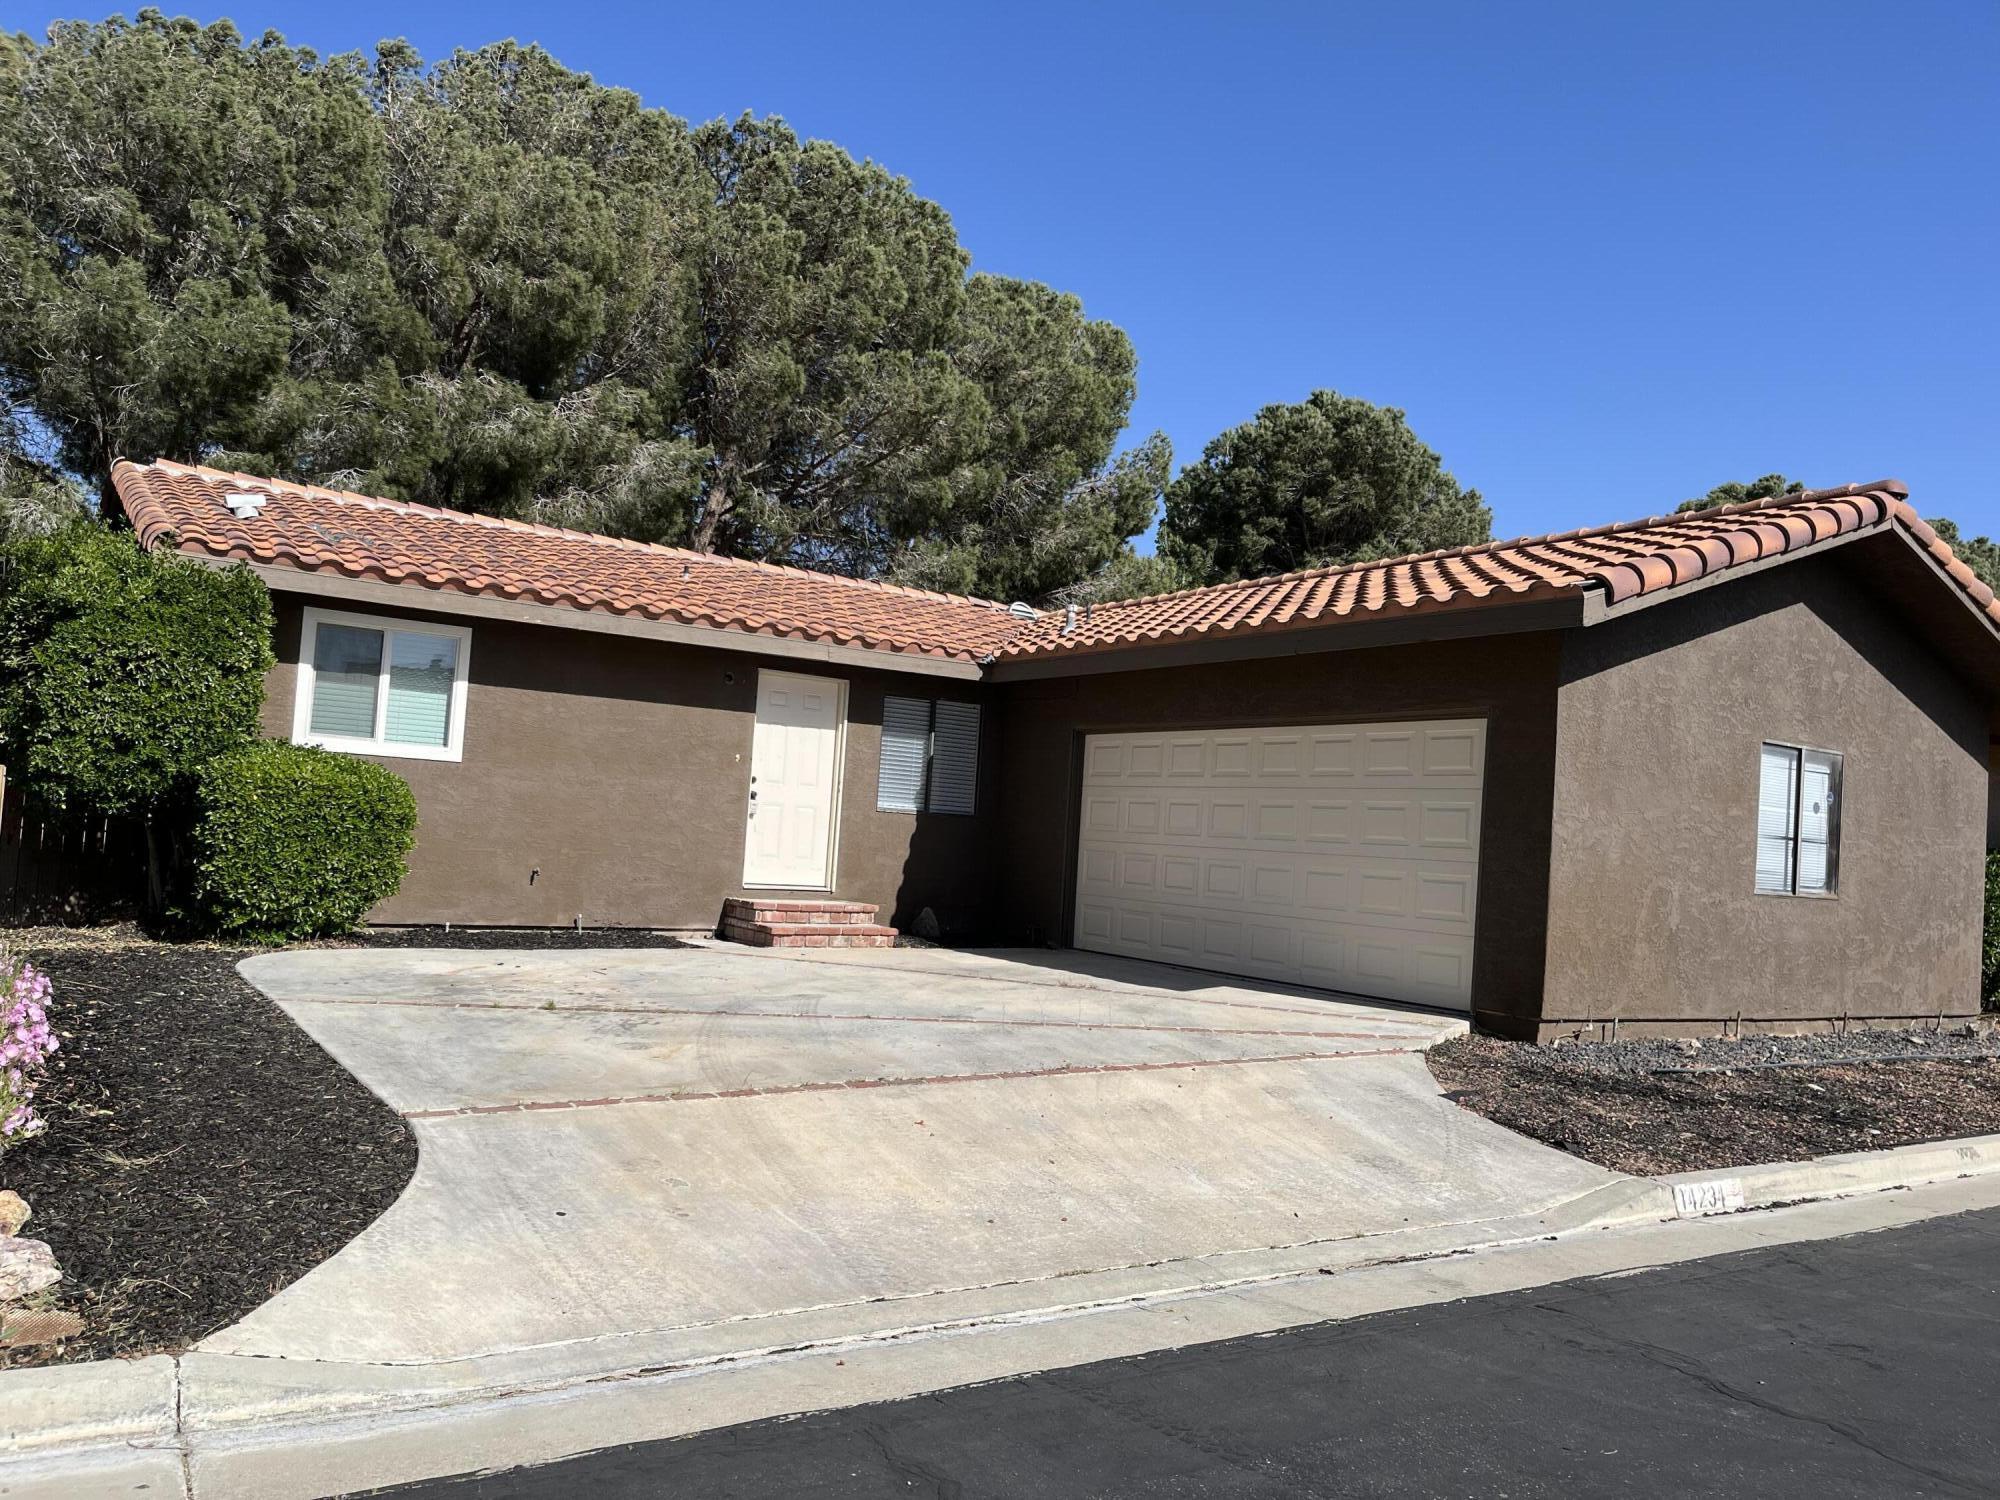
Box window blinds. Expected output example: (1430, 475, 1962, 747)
(1796, 750, 1837, 894)
(305, 616, 464, 755)
(876, 696, 981, 815)
(1754, 743, 1798, 894)
(385, 633, 459, 747)
(309, 624, 384, 739)
(929, 701, 981, 815)
(878, 696, 932, 813)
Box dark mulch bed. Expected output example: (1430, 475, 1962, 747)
(0, 927, 417, 1366)
(325, 925, 696, 950)
(1430, 1030, 2000, 1176)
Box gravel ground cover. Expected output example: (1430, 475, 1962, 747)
(1430, 1026, 2000, 1175)
(0, 926, 417, 1366)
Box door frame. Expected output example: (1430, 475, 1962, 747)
(741, 668, 849, 891)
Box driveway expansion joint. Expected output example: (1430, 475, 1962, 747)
(676, 942, 1460, 1027)
(285, 992, 1435, 1045)
(401, 1047, 1409, 1120)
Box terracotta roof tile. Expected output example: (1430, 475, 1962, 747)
(992, 480, 1996, 660)
(111, 464, 1995, 669)
(112, 459, 1025, 664)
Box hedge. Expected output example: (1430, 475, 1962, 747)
(0, 523, 272, 820)
(188, 741, 417, 941)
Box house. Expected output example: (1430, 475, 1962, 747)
(114, 460, 2000, 1040)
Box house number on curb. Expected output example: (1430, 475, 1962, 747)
(1671, 1179, 1747, 1218)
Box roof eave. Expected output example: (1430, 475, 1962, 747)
(185, 552, 988, 681)
(1577, 514, 1899, 628)
(982, 587, 1589, 682)
(1579, 509, 2000, 660)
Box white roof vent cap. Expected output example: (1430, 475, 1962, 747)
(223, 487, 268, 520)
(1008, 601, 1038, 620)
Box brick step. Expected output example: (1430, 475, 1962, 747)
(722, 897, 881, 926)
(719, 919, 897, 951)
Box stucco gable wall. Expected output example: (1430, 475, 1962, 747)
(1544, 552, 1988, 1038)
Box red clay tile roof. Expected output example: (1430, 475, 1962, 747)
(991, 480, 1997, 661)
(113, 459, 1026, 664)
(113, 463, 1991, 670)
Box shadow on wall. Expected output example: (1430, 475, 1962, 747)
(1564, 543, 1987, 749)
(886, 717, 1002, 945)
(889, 803, 999, 945)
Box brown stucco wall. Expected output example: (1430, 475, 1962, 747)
(1986, 744, 2000, 851)
(987, 633, 1565, 1034)
(1542, 554, 1989, 1040)
(261, 596, 994, 933)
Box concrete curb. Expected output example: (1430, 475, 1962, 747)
(0, 1354, 177, 1454)
(6, 1131, 1998, 1495)
(1656, 1131, 2000, 1217)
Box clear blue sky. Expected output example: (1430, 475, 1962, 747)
(11, 1, 1997, 544)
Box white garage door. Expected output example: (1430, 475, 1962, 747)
(1073, 719, 1486, 1009)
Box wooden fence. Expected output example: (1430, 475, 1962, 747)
(0, 768, 146, 923)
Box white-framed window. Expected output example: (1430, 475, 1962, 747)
(293, 606, 473, 763)
(1755, 742, 1841, 896)
(877, 695, 980, 815)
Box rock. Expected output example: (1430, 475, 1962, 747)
(0, 1191, 28, 1237)
(914, 906, 941, 941)
(0, 1238, 60, 1301)
(0, 1307, 81, 1347)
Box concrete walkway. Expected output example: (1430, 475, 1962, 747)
(210, 945, 1610, 1367)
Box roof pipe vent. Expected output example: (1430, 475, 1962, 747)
(223, 487, 268, 521)
(1008, 601, 1038, 621)
(1063, 603, 1078, 636)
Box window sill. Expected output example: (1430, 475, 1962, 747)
(297, 735, 464, 765)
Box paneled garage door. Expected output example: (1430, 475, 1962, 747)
(1073, 719, 1486, 1009)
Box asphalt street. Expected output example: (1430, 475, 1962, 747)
(368, 1203, 2000, 1499)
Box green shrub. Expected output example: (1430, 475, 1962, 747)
(0, 523, 272, 821)
(189, 741, 417, 941)
(1984, 852, 2000, 1012)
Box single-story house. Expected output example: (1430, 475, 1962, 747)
(114, 459, 2000, 1040)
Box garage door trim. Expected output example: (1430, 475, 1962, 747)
(1071, 717, 1487, 1009)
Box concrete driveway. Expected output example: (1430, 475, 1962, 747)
(213, 944, 1618, 1371)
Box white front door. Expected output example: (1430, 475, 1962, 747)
(742, 670, 846, 889)
(1073, 718, 1486, 1009)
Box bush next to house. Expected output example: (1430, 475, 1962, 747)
(0, 523, 274, 906)
(1983, 852, 2000, 1012)
(188, 742, 417, 941)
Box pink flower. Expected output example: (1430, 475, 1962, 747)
(0, 954, 54, 1154)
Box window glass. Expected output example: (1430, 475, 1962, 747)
(929, 701, 981, 815)
(309, 624, 384, 739)
(385, 632, 459, 747)
(1796, 750, 1838, 894)
(877, 696, 931, 813)
(1756, 742, 1841, 895)
(297, 609, 470, 760)
(875, 696, 981, 815)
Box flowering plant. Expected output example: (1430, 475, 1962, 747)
(0, 954, 56, 1146)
